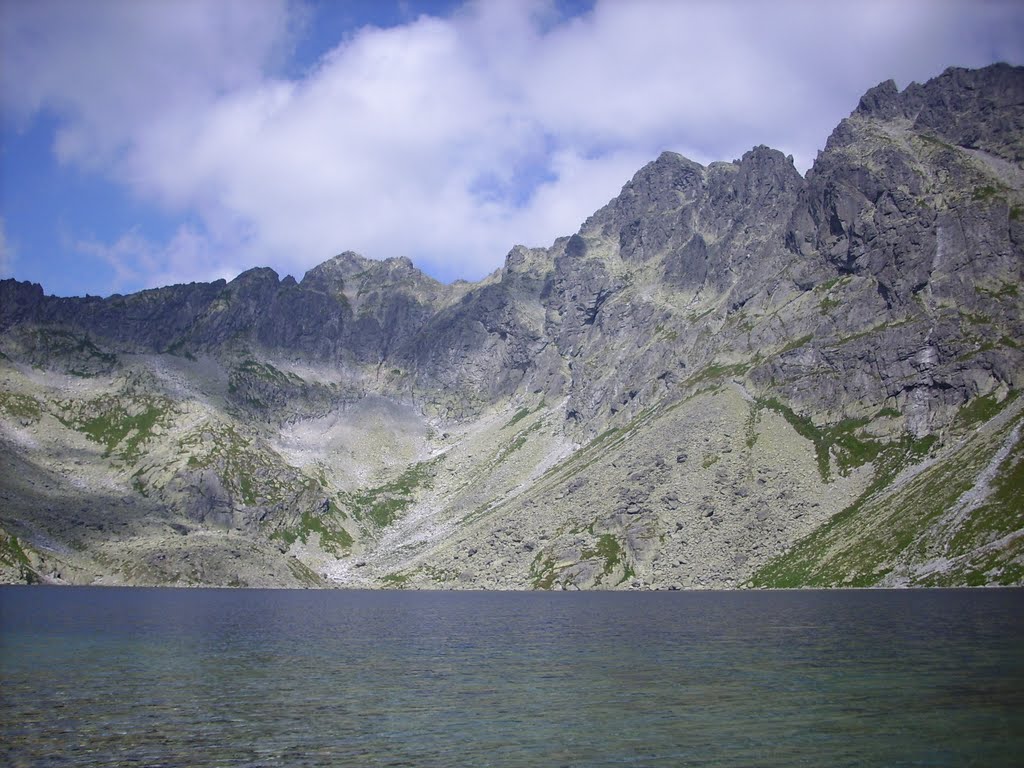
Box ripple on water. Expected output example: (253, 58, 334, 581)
(2, 587, 1023, 767)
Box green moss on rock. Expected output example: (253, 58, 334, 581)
(347, 457, 442, 527)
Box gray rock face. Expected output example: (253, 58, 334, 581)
(758, 65, 1023, 426)
(1, 64, 1022, 588)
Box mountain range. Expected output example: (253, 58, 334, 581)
(1, 63, 1022, 589)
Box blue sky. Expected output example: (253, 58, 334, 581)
(2, 0, 1022, 298)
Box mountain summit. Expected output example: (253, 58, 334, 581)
(2, 64, 1022, 588)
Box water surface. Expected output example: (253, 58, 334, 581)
(2, 587, 1022, 767)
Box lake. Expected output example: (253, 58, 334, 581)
(2, 587, 1022, 767)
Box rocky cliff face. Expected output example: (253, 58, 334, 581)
(2, 64, 1022, 588)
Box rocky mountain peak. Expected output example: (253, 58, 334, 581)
(1, 64, 1021, 590)
(620, 151, 706, 209)
(855, 79, 906, 119)
(300, 250, 369, 292)
(912, 63, 1024, 161)
(0, 279, 45, 327)
(229, 267, 281, 298)
(503, 244, 554, 279)
(847, 63, 1024, 162)
(713, 145, 804, 206)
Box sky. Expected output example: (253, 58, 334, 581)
(1, 0, 1022, 297)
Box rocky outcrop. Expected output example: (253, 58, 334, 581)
(1, 64, 1021, 588)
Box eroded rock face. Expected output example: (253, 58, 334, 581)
(1, 64, 1022, 588)
(5, 63, 1021, 429)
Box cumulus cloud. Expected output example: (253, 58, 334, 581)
(1, 0, 292, 167)
(75, 225, 242, 294)
(3, 0, 1024, 291)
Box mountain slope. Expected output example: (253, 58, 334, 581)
(1, 64, 1022, 588)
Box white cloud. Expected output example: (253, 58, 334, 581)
(3, 0, 1024, 292)
(76, 224, 242, 294)
(1, 0, 292, 167)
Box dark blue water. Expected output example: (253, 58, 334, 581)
(2, 587, 1022, 767)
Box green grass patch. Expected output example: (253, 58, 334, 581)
(504, 401, 548, 431)
(747, 431, 945, 588)
(972, 185, 1003, 202)
(505, 407, 532, 429)
(961, 553, 1024, 587)
(655, 324, 680, 342)
(59, 396, 173, 463)
(685, 361, 752, 387)
(954, 340, 995, 364)
(422, 565, 458, 584)
(80, 406, 163, 461)
(818, 296, 841, 314)
(301, 504, 354, 553)
(285, 558, 325, 587)
(580, 533, 634, 586)
(531, 531, 637, 589)
(0, 393, 42, 420)
(955, 391, 1018, 431)
(745, 402, 760, 448)
(814, 276, 851, 294)
(975, 282, 1019, 300)
(506, 434, 528, 455)
(272, 499, 353, 554)
(918, 134, 956, 151)
(948, 435, 1024, 555)
(961, 311, 993, 326)
(835, 318, 915, 347)
(0, 531, 36, 581)
(273, 528, 298, 546)
(382, 572, 411, 587)
(777, 335, 814, 356)
(758, 398, 880, 481)
(494, 420, 543, 466)
(348, 457, 442, 527)
(529, 552, 559, 590)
